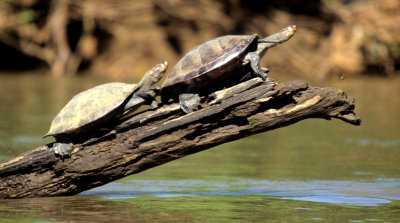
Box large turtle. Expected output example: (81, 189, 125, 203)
(44, 61, 168, 157)
(161, 25, 296, 113)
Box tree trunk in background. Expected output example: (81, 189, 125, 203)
(0, 0, 399, 77)
(48, 0, 71, 76)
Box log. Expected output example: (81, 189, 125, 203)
(0, 78, 361, 199)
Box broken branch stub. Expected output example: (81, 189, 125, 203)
(0, 78, 360, 199)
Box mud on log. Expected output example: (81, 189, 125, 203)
(0, 78, 361, 199)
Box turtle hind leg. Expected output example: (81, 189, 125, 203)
(54, 142, 74, 157)
(179, 93, 201, 113)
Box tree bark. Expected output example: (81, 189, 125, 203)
(0, 78, 361, 199)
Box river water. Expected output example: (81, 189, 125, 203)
(0, 73, 399, 222)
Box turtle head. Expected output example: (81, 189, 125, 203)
(259, 25, 296, 44)
(150, 60, 168, 83)
(256, 25, 296, 57)
(139, 61, 168, 89)
(277, 25, 296, 43)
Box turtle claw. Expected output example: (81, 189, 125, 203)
(150, 99, 159, 108)
(259, 68, 269, 80)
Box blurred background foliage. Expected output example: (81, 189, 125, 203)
(0, 0, 399, 79)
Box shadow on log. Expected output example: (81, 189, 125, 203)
(0, 77, 361, 199)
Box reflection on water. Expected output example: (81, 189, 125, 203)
(0, 178, 399, 222)
(0, 73, 399, 222)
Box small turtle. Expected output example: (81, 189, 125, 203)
(44, 61, 168, 157)
(161, 25, 296, 113)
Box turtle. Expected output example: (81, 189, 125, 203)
(44, 61, 168, 157)
(161, 25, 296, 113)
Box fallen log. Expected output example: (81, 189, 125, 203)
(0, 78, 361, 199)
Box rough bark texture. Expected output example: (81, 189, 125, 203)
(0, 78, 360, 199)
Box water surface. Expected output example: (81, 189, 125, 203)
(0, 73, 399, 222)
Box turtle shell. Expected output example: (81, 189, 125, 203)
(161, 34, 258, 102)
(45, 82, 138, 137)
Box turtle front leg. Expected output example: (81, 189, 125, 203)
(179, 93, 201, 113)
(244, 52, 269, 80)
(145, 86, 161, 108)
(125, 87, 160, 113)
(134, 86, 160, 103)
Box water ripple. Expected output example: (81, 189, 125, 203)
(83, 178, 400, 206)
